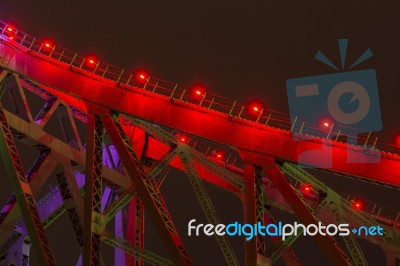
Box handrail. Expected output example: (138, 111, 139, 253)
(1, 19, 399, 156)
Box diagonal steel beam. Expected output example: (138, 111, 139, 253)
(102, 113, 192, 266)
(177, 144, 240, 266)
(330, 202, 368, 266)
(268, 163, 352, 266)
(56, 172, 85, 248)
(3, 109, 131, 189)
(0, 72, 56, 265)
(0, 148, 57, 247)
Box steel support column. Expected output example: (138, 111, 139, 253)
(243, 164, 257, 266)
(255, 165, 265, 256)
(83, 114, 104, 266)
(125, 196, 144, 266)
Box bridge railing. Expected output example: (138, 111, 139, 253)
(1, 20, 400, 156)
(345, 195, 400, 228)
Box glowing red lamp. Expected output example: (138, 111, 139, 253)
(135, 70, 150, 82)
(4, 25, 16, 40)
(85, 56, 98, 67)
(213, 151, 224, 160)
(178, 134, 189, 144)
(192, 85, 206, 97)
(248, 101, 264, 114)
(42, 40, 55, 50)
(301, 184, 312, 193)
(352, 200, 363, 210)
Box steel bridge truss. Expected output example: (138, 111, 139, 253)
(0, 68, 399, 266)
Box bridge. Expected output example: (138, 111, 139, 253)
(0, 20, 399, 265)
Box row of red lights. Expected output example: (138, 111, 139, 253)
(4, 25, 400, 146)
(3, 24, 375, 213)
(2, 26, 336, 130)
(301, 184, 363, 210)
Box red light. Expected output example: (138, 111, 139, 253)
(4, 25, 16, 40)
(301, 184, 312, 193)
(213, 151, 224, 160)
(135, 70, 149, 82)
(352, 200, 363, 210)
(83, 56, 99, 69)
(323, 122, 330, 127)
(42, 40, 54, 50)
(178, 134, 189, 144)
(192, 85, 206, 97)
(85, 56, 98, 67)
(248, 102, 264, 114)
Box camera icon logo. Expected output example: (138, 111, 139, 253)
(286, 39, 382, 166)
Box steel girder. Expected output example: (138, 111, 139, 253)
(0, 67, 398, 266)
(267, 164, 353, 265)
(0, 71, 56, 265)
(177, 144, 240, 265)
(101, 113, 192, 265)
(83, 114, 105, 265)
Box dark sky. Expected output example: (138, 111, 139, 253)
(1, 0, 400, 265)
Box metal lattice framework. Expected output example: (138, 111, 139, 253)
(0, 20, 399, 266)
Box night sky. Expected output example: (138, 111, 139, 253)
(0, 1, 399, 265)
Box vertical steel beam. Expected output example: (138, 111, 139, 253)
(101, 113, 192, 266)
(255, 165, 265, 257)
(125, 196, 144, 266)
(268, 164, 352, 266)
(114, 209, 126, 266)
(0, 73, 56, 265)
(83, 114, 104, 266)
(243, 164, 257, 266)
